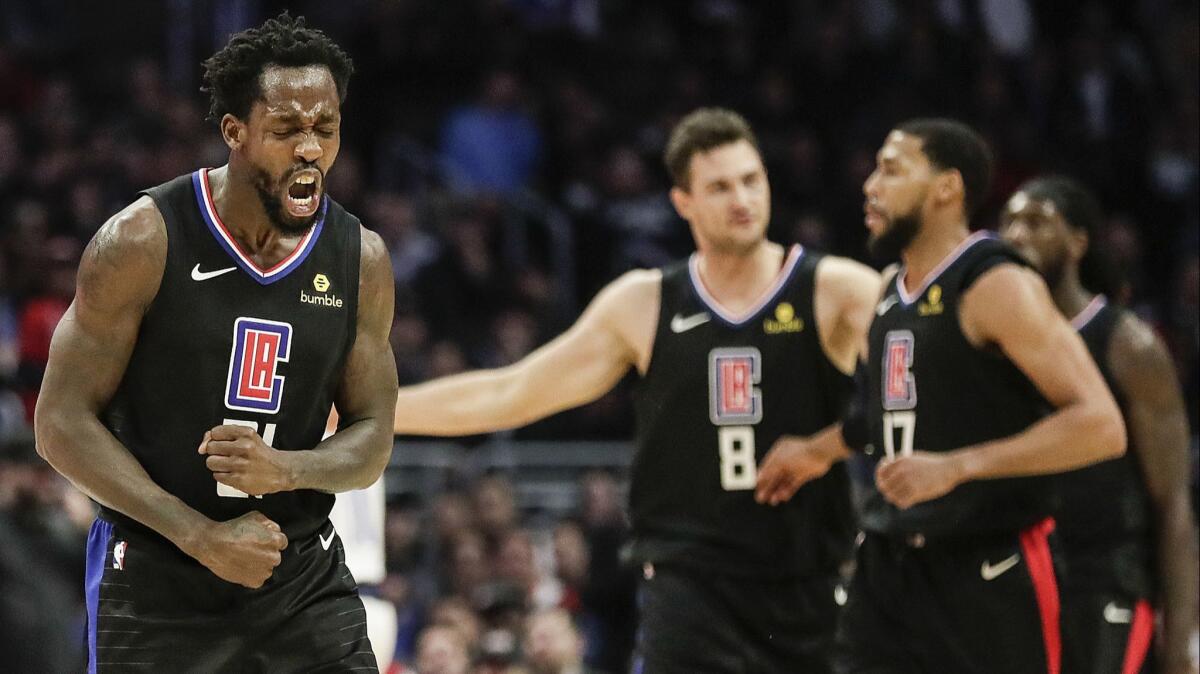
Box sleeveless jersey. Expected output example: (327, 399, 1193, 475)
(629, 245, 855, 578)
(1056, 296, 1153, 593)
(100, 169, 361, 543)
(861, 232, 1053, 537)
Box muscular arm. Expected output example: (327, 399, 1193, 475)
(1108, 316, 1198, 669)
(34, 199, 214, 551)
(813, 256, 881, 375)
(274, 227, 399, 493)
(951, 264, 1125, 478)
(393, 269, 660, 436)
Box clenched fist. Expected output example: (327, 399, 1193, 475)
(199, 425, 294, 496)
(182, 511, 289, 588)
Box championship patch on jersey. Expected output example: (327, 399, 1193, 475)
(708, 347, 763, 425)
(882, 330, 917, 410)
(225, 317, 293, 414)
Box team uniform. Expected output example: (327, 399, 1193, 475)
(83, 169, 377, 672)
(837, 232, 1061, 674)
(629, 245, 856, 674)
(1057, 296, 1155, 674)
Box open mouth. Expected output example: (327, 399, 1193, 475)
(864, 205, 886, 230)
(285, 171, 322, 218)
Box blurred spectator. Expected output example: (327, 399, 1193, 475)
(473, 474, 520, 552)
(17, 235, 79, 418)
(495, 528, 561, 611)
(0, 430, 88, 673)
(441, 69, 542, 195)
(414, 624, 472, 674)
(523, 607, 602, 674)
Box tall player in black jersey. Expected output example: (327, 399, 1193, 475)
(1000, 176, 1198, 674)
(392, 108, 880, 673)
(34, 15, 398, 672)
(756, 120, 1126, 674)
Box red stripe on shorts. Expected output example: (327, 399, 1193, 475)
(1120, 599, 1154, 674)
(1019, 517, 1061, 674)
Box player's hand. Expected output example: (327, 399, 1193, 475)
(875, 451, 965, 509)
(755, 435, 835, 506)
(185, 511, 288, 588)
(200, 425, 294, 495)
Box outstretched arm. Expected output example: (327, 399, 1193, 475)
(35, 198, 286, 588)
(1109, 316, 1198, 673)
(877, 264, 1125, 507)
(394, 270, 660, 436)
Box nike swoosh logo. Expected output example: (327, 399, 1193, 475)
(876, 296, 899, 316)
(191, 264, 237, 281)
(980, 553, 1020, 580)
(670, 312, 710, 333)
(1103, 602, 1132, 624)
(318, 529, 335, 551)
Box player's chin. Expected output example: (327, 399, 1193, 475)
(275, 206, 320, 234)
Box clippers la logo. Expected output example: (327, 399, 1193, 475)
(112, 540, 127, 570)
(709, 347, 763, 425)
(883, 330, 917, 410)
(225, 318, 292, 414)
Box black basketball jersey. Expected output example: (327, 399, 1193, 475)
(1055, 296, 1153, 592)
(861, 232, 1052, 537)
(100, 169, 360, 543)
(629, 245, 855, 578)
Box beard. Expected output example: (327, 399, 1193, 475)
(1038, 254, 1066, 290)
(867, 209, 921, 262)
(250, 164, 322, 235)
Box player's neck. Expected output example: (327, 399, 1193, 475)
(207, 164, 291, 255)
(899, 218, 971, 294)
(1053, 273, 1094, 320)
(696, 241, 785, 311)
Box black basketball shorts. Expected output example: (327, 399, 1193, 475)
(631, 562, 842, 674)
(84, 516, 378, 673)
(836, 518, 1062, 674)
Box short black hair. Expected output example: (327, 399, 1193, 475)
(1017, 175, 1115, 294)
(896, 118, 994, 217)
(664, 108, 761, 190)
(201, 12, 354, 123)
(1016, 175, 1103, 240)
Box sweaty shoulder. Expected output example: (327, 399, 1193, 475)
(355, 224, 394, 318)
(592, 268, 662, 375)
(357, 225, 389, 284)
(77, 196, 167, 314)
(1108, 311, 1176, 393)
(815, 255, 881, 300)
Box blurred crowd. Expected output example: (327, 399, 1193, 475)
(0, 0, 1196, 672)
(380, 471, 636, 673)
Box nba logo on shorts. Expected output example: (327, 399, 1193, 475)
(225, 317, 293, 414)
(112, 540, 127, 570)
(708, 347, 763, 425)
(883, 330, 917, 410)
